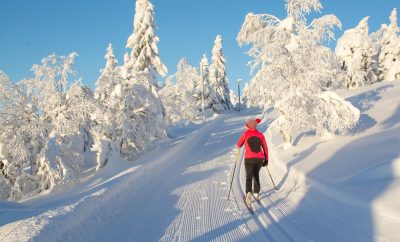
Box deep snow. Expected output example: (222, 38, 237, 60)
(0, 81, 399, 241)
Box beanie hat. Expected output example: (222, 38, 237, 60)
(245, 118, 261, 129)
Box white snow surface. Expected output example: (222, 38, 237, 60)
(0, 143, 8, 160)
(0, 81, 399, 241)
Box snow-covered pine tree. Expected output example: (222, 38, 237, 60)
(117, 73, 166, 157)
(95, 43, 123, 104)
(93, 44, 127, 166)
(379, 8, 400, 81)
(97, 66, 167, 160)
(124, 0, 167, 82)
(93, 43, 135, 167)
(238, 0, 360, 144)
(229, 90, 239, 107)
(336, 17, 380, 88)
(199, 54, 212, 112)
(160, 58, 201, 123)
(209, 35, 231, 113)
(175, 58, 202, 121)
(159, 76, 180, 123)
(118, 0, 167, 158)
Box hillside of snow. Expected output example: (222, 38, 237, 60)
(263, 81, 400, 241)
(0, 81, 399, 241)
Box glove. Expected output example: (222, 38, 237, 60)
(262, 159, 268, 167)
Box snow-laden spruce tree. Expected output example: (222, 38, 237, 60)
(209, 35, 231, 113)
(97, 66, 166, 159)
(124, 0, 167, 82)
(379, 8, 400, 81)
(116, 72, 166, 158)
(159, 76, 180, 123)
(95, 43, 123, 104)
(117, 0, 167, 158)
(199, 54, 213, 112)
(229, 90, 239, 107)
(93, 44, 126, 167)
(238, 0, 360, 144)
(335, 17, 380, 88)
(175, 58, 202, 121)
(160, 58, 202, 123)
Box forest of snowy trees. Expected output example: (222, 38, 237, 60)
(335, 8, 400, 88)
(0, 0, 234, 201)
(0, 0, 173, 201)
(160, 35, 232, 124)
(0, 0, 399, 201)
(240, 3, 399, 144)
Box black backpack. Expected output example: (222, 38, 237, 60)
(247, 136, 262, 153)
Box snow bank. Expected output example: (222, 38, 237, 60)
(266, 81, 400, 241)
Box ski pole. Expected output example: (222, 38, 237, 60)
(266, 166, 279, 190)
(228, 148, 240, 200)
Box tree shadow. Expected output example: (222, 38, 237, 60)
(279, 128, 399, 241)
(351, 114, 377, 134)
(188, 218, 256, 242)
(276, 142, 324, 190)
(346, 84, 393, 112)
(292, 130, 316, 146)
(382, 104, 400, 129)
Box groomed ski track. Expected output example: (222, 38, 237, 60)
(1, 109, 304, 241)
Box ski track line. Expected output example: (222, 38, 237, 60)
(156, 114, 256, 241)
(160, 150, 254, 241)
(108, 119, 230, 242)
(234, 152, 309, 242)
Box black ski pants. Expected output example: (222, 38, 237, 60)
(244, 158, 263, 194)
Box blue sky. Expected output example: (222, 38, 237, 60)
(0, 0, 398, 93)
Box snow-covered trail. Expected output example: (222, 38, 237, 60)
(81, 113, 255, 242)
(0, 110, 269, 241)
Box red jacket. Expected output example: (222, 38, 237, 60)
(237, 129, 268, 160)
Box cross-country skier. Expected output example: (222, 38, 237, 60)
(236, 118, 268, 208)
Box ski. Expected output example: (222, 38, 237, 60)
(243, 194, 254, 214)
(253, 194, 261, 204)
